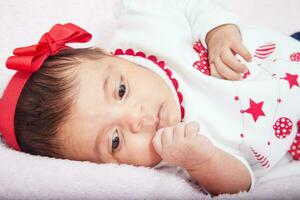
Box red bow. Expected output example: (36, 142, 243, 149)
(6, 23, 92, 72)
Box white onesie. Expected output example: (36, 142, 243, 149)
(108, 0, 300, 192)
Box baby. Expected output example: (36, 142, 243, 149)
(1, 0, 300, 196)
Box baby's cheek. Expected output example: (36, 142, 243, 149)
(124, 134, 162, 167)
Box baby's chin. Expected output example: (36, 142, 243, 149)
(149, 158, 163, 167)
(142, 154, 162, 167)
(127, 151, 162, 167)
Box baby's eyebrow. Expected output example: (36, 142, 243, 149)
(94, 127, 111, 163)
(102, 65, 113, 97)
(102, 65, 111, 95)
(103, 76, 109, 96)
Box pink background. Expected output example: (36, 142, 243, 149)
(224, 0, 300, 34)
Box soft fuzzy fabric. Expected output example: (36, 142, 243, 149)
(0, 142, 203, 199)
(1, 0, 300, 199)
(1, 141, 300, 199)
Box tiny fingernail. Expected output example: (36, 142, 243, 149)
(190, 121, 199, 130)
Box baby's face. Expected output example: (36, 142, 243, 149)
(60, 55, 181, 167)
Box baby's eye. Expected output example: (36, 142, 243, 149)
(118, 80, 126, 99)
(112, 129, 120, 151)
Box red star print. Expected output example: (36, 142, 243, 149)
(282, 73, 299, 89)
(244, 99, 266, 122)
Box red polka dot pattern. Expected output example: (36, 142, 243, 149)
(192, 41, 210, 75)
(290, 52, 300, 62)
(288, 121, 300, 160)
(242, 70, 250, 79)
(273, 117, 293, 139)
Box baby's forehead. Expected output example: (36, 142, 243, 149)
(76, 57, 111, 77)
(70, 59, 117, 114)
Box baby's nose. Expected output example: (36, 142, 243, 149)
(129, 115, 158, 133)
(129, 116, 142, 133)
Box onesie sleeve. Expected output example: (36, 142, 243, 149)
(175, 0, 241, 48)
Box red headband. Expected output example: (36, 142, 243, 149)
(0, 23, 92, 151)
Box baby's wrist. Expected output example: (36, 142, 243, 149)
(184, 146, 218, 171)
(205, 24, 239, 45)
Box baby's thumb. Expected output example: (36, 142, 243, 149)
(152, 129, 164, 156)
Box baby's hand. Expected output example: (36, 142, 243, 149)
(152, 121, 216, 170)
(206, 24, 252, 80)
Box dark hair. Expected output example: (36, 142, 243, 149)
(14, 47, 107, 158)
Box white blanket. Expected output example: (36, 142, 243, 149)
(1, 0, 300, 199)
(1, 141, 300, 199)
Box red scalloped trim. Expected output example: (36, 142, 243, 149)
(113, 48, 185, 120)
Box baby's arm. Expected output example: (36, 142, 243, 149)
(152, 121, 251, 195)
(187, 146, 251, 195)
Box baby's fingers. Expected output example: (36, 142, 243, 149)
(161, 127, 174, 147)
(152, 127, 174, 155)
(173, 123, 185, 143)
(215, 57, 241, 80)
(210, 63, 223, 79)
(232, 43, 252, 62)
(221, 50, 247, 73)
(185, 121, 199, 138)
(152, 129, 164, 155)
